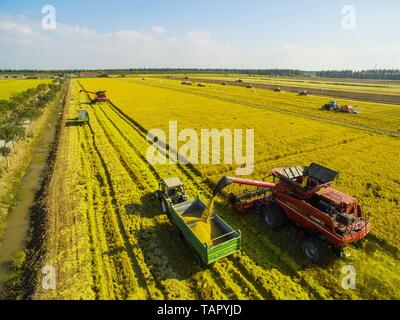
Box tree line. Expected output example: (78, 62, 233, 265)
(3, 68, 400, 80)
(0, 80, 64, 171)
(315, 70, 400, 80)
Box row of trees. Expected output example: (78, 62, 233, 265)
(0, 80, 63, 170)
(314, 70, 400, 80)
(3, 69, 400, 80)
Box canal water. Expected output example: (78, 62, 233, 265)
(0, 106, 61, 289)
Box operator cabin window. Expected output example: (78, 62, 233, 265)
(168, 188, 177, 197)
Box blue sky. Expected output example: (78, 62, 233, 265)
(0, 0, 399, 69)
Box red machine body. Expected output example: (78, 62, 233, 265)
(218, 163, 371, 251)
(80, 89, 109, 103)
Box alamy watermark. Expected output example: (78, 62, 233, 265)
(342, 5, 356, 30)
(41, 265, 56, 290)
(41, 5, 56, 30)
(146, 121, 254, 175)
(341, 265, 356, 290)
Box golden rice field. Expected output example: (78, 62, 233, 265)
(33, 78, 400, 300)
(170, 74, 400, 96)
(0, 79, 53, 100)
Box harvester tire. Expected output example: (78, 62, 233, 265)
(262, 204, 286, 231)
(302, 238, 328, 265)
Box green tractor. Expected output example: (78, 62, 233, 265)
(77, 109, 89, 125)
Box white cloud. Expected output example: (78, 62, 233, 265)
(0, 20, 36, 37)
(111, 29, 150, 41)
(151, 25, 165, 34)
(0, 14, 397, 70)
(56, 23, 98, 39)
(0, 15, 238, 69)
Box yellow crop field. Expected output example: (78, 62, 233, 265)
(0, 79, 53, 100)
(30, 77, 398, 300)
(172, 74, 400, 96)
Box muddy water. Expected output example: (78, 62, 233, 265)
(0, 108, 61, 285)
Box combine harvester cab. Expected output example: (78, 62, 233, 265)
(215, 163, 371, 264)
(156, 177, 241, 267)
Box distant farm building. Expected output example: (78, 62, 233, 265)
(30, 74, 53, 79)
(80, 71, 101, 78)
(0, 74, 24, 79)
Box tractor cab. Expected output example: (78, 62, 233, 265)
(77, 109, 89, 124)
(321, 101, 340, 111)
(159, 177, 188, 205)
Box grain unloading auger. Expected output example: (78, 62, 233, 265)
(79, 89, 109, 103)
(213, 163, 371, 264)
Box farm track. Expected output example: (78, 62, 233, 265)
(169, 76, 400, 105)
(74, 81, 355, 300)
(130, 79, 400, 137)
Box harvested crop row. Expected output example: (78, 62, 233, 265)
(82, 88, 331, 300)
(87, 101, 260, 299)
(77, 82, 321, 300)
(80, 78, 400, 299)
(35, 79, 399, 300)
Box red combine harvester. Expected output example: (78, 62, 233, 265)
(214, 163, 371, 264)
(80, 89, 109, 103)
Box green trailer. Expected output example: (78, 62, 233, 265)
(77, 109, 89, 125)
(156, 177, 241, 267)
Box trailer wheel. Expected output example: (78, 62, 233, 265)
(262, 204, 286, 230)
(302, 238, 328, 265)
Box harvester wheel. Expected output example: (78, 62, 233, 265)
(262, 204, 286, 231)
(302, 238, 328, 265)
